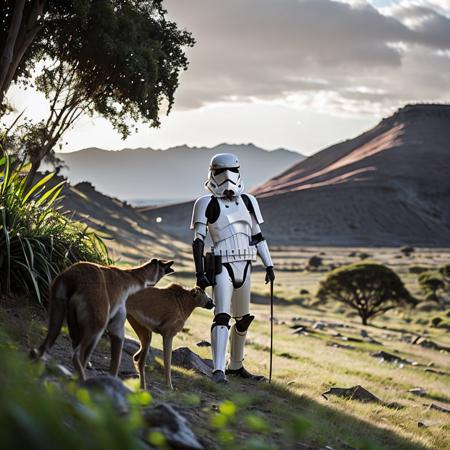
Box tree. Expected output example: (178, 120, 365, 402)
(1, 1, 194, 179)
(0, 0, 47, 110)
(418, 271, 445, 302)
(317, 263, 416, 325)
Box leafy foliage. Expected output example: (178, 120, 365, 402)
(2, 1, 194, 176)
(318, 263, 416, 325)
(418, 271, 445, 302)
(0, 335, 151, 450)
(0, 153, 109, 304)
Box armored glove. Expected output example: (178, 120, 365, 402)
(193, 238, 211, 289)
(265, 266, 275, 284)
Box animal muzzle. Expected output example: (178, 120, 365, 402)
(204, 299, 215, 310)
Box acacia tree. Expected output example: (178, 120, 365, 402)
(1, 0, 194, 179)
(318, 263, 416, 325)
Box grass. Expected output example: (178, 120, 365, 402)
(1, 244, 449, 449)
(0, 154, 109, 303)
(134, 249, 450, 449)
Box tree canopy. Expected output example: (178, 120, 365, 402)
(318, 263, 416, 325)
(1, 0, 194, 131)
(1, 1, 194, 183)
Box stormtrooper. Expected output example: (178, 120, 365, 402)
(191, 153, 275, 383)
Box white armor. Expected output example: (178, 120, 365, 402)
(191, 153, 274, 377)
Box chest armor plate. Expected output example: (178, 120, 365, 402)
(207, 197, 252, 243)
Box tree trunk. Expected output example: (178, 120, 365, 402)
(0, 0, 26, 96)
(0, 0, 47, 108)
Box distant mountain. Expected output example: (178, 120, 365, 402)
(56, 143, 304, 204)
(140, 104, 450, 246)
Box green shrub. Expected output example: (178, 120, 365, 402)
(440, 264, 450, 279)
(317, 263, 416, 325)
(0, 154, 109, 304)
(418, 271, 445, 302)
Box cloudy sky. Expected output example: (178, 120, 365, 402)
(6, 0, 450, 155)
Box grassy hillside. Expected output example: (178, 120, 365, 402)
(3, 246, 448, 450)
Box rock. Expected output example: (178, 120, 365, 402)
(429, 403, 450, 414)
(409, 387, 427, 397)
(418, 421, 429, 428)
(300, 289, 310, 295)
(43, 360, 73, 378)
(414, 337, 450, 352)
(280, 352, 294, 359)
(143, 403, 204, 450)
(292, 326, 309, 335)
(424, 368, 449, 376)
(385, 401, 405, 410)
(340, 335, 364, 343)
(171, 347, 213, 377)
(371, 351, 413, 365)
(313, 322, 327, 330)
(123, 337, 140, 355)
(322, 385, 381, 403)
(326, 342, 356, 350)
(80, 376, 132, 415)
(360, 330, 369, 338)
(196, 340, 211, 348)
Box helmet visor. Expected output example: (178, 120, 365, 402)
(211, 168, 240, 186)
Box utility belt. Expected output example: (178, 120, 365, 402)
(204, 247, 257, 285)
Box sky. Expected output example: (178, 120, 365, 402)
(5, 0, 450, 156)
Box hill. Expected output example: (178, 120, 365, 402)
(57, 179, 191, 264)
(56, 143, 304, 204)
(140, 104, 450, 246)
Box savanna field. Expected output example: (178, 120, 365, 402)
(145, 247, 450, 450)
(4, 243, 448, 450)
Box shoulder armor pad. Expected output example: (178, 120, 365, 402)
(241, 193, 264, 224)
(190, 195, 213, 229)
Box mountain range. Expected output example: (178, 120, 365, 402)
(139, 104, 450, 246)
(56, 143, 304, 204)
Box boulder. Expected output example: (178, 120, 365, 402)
(413, 337, 450, 352)
(424, 368, 449, 376)
(143, 404, 204, 450)
(292, 326, 309, 335)
(171, 347, 213, 377)
(313, 322, 327, 330)
(80, 376, 132, 415)
(430, 403, 450, 414)
(408, 387, 427, 397)
(326, 342, 356, 350)
(371, 351, 413, 365)
(322, 385, 381, 403)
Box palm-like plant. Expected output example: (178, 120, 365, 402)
(0, 152, 109, 304)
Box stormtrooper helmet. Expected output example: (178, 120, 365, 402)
(205, 153, 244, 198)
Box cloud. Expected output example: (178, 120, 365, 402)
(165, 0, 450, 114)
